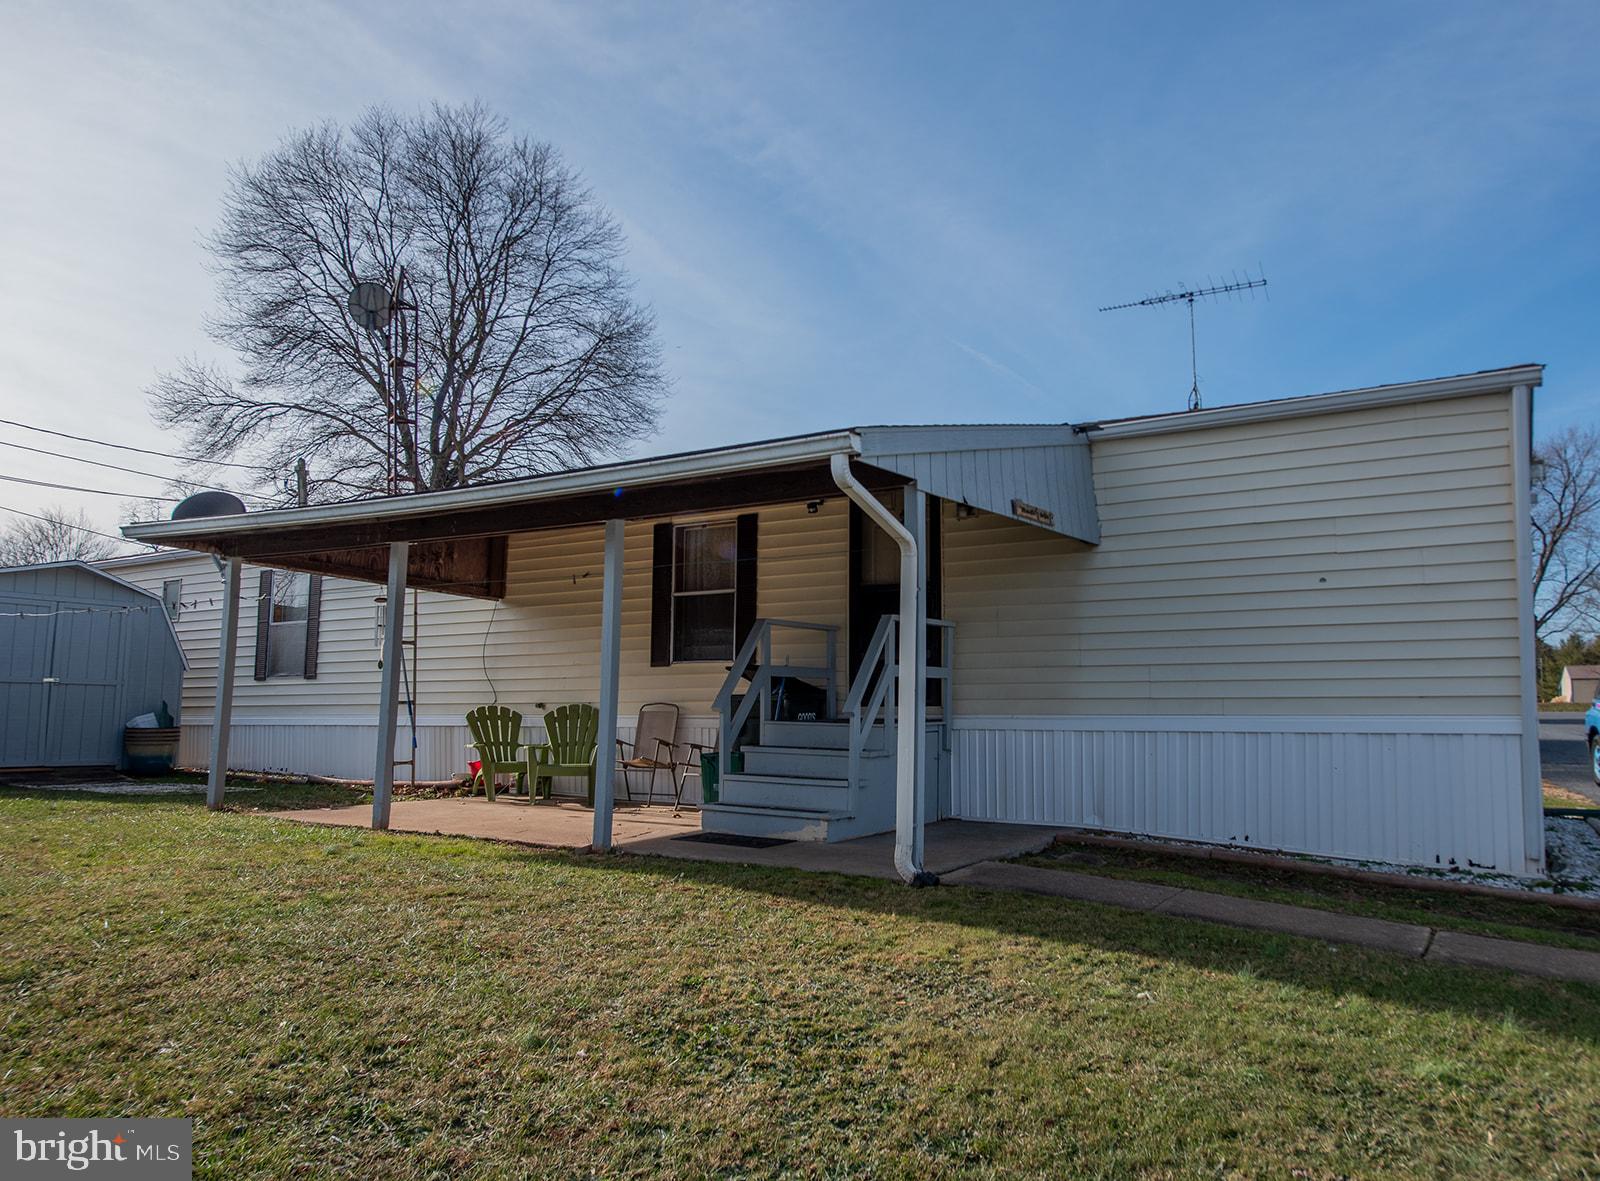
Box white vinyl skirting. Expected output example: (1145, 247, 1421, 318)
(180, 712, 1539, 874)
(949, 715, 1538, 875)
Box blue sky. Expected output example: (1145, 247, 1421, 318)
(1, 0, 1596, 532)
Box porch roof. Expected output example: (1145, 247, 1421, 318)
(119, 423, 1100, 596)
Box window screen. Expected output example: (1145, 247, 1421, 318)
(266, 572, 310, 678)
(672, 522, 737, 662)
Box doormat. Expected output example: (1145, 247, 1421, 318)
(672, 832, 794, 849)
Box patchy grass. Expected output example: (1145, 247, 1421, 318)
(1546, 782, 1599, 811)
(1022, 839, 1600, 952)
(3, 794, 1599, 1179)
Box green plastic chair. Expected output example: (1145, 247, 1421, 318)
(531, 703, 600, 804)
(465, 705, 531, 802)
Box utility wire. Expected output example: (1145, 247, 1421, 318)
(0, 472, 180, 501)
(0, 413, 381, 496)
(0, 415, 264, 470)
(0, 438, 269, 502)
(0, 502, 137, 546)
(0, 412, 393, 499)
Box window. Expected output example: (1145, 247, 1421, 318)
(161, 578, 183, 621)
(265, 571, 310, 678)
(672, 521, 737, 662)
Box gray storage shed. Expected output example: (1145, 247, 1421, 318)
(0, 561, 186, 769)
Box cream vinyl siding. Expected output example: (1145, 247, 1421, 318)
(114, 498, 851, 726)
(944, 391, 1521, 716)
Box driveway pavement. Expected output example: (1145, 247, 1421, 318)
(1541, 711, 1598, 804)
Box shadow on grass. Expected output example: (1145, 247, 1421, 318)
(0, 782, 371, 811)
(7, 790, 1597, 1046)
(571, 846, 1600, 1046)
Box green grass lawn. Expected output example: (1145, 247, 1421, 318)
(3, 790, 1599, 1179)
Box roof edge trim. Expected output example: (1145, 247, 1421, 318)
(1086, 365, 1544, 440)
(123, 430, 862, 543)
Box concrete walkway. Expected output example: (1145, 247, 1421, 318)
(943, 861, 1600, 986)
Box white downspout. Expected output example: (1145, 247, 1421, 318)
(830, 453, 935, 886)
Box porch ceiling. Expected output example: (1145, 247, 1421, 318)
(125, 459, 910, 597)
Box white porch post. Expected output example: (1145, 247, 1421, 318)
(372, 541, 409, 831)
(903, 488, 929, 876)
(206, 556, 242, 810)
(592, 518, 625, 852)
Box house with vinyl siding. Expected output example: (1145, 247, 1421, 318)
(110, 364, 1545, 881)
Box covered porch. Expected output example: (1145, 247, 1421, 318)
(272, 794, 1063, 881)
(123, 426, 1097, 884)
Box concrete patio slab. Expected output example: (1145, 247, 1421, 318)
(624, 820, 1063, 880)
(276, 797, 700, 848)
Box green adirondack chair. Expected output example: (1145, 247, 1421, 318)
(530, 703, 600, 804)
(465, 705, 531, 803)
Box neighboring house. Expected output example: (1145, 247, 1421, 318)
(0, 561, 186, 769)
(1558, 665, 1600, 705)
(114, 365, 1545, 878)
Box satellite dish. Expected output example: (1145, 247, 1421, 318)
(347, 281, 393, 332)
(172, 491, 247, 521)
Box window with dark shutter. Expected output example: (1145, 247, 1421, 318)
(302, 575, 323, 679)
(255, 571, 317, 680)
(253, 570, 272, 680)
(649, 514, 759, 665)
(650, 523, 672, 667)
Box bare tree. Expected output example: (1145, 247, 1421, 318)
(0, 507, 119, 566)
(152, 103, 666, 500)
(1533, 425, 1600, 642)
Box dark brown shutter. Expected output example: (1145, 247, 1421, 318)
(252, 570, 272, 681)
(302, 575, 323, 679)
(735, 513, 758, 651)
(650, 522, 673, 667)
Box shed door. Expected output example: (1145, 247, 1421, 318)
(44, 606, 126, 765)
(0, 598, 126, 767)
(0, 598, 54, 766)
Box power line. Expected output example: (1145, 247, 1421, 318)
(0, 502, 134, 546)
(0, 415, 264, 471)
(0, 472, 180, 501)
(0, 414, 395, 499)
(0, 438, 268, 502)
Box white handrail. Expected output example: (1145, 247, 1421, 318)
(714, 618, 841, 779)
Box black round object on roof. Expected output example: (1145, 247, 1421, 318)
(171, 491, 248, 521)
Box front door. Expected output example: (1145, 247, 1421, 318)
(848, 490, 941, 701)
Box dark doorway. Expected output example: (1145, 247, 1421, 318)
(848, 491, 942, 701)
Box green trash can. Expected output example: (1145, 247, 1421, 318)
(699, 751, 743, 804)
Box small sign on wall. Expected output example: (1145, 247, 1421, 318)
(1010, 499, 1055, 527)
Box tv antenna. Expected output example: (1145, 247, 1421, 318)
(1099, 270, 1267, 410)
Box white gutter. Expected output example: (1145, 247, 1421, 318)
(1089, 365, 1544, 440)
(830, 453, 934, 886)
(122, 430, 863, 543)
